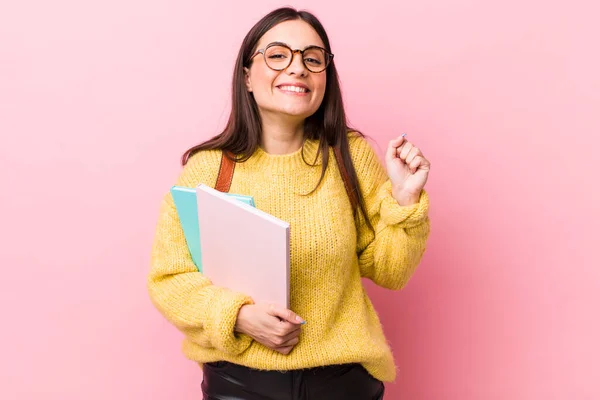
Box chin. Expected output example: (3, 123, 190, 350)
(279, 106, 318, 119)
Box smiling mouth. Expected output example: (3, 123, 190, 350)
(277, 85, 310, 93)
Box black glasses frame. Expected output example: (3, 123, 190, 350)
(249, 42, 334, 73)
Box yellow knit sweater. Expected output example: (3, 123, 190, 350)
(147, 134, 430, 382)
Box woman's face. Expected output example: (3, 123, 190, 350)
(244, 20, 327, 122)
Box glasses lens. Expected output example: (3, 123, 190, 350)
(303, 47, 328, 72)
(264, 45, 292, 70)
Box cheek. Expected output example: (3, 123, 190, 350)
(313, 76, 327, 100)
(251, 68, 279, 93)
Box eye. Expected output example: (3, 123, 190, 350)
(265, 45, 291, 60)
(303, 48, 326, 66)
(304, 57, 322, 66)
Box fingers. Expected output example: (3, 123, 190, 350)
(272, 335, 300, 355)
(391, 134, 427, 172)
(408, 155, 431, 174)
(408, 156, 422, 174)
(271, 332, 300, 349)
(268, 303, 305, 325)
(386, 134, 407, 160)
(275, 344, 295, 355)
(405, 145, 420, 165)
(387, 133, 421, 166)
(389, 133, 407, 147)
(397, 141, 414, 161)
(277, 322, 302, 342)
(260, 321, 301, 354)
(247, 303, 305, 355)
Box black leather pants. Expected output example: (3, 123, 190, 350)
(201, 361, 385, 400)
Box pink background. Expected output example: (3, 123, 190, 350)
(1, 0, 598, 399)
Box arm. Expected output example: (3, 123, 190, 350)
(147, 152, 254, 355)
(352, 136, 431, 290)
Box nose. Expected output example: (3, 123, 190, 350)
(285, 50, 308, 76)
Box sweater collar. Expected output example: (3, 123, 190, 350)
(249, 138, 323, 170)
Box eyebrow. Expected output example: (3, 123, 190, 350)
(263, 41, 322, 50)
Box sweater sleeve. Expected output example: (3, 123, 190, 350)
(350, 135, 431, 290)
(147, 151, 255, 355)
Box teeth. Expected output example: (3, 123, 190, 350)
(280, 86, 308, 93)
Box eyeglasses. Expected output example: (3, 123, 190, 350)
(249, 42, 334, 73)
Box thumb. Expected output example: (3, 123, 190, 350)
(268, 304, 306, 325)
(386, 134, 407, 161)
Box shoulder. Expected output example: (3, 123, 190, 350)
(174, 148, 223, 188)
(346, 131, 385, 171)
(346, 131, 388, 191)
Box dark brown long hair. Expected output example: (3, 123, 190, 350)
(182, 7, 372, 230)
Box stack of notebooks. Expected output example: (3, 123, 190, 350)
(170, 185, 290, 307)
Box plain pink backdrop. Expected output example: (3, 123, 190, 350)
(1, 0, 598, 399)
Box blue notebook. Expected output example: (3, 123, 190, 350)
(170, 185, 256, 272)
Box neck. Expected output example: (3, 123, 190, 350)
(259, 113, 305, 155)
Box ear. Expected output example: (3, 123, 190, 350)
(243, 67, 252, 92)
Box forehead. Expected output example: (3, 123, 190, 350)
(257, 20, 325, 50)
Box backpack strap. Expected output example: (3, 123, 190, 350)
(215, 150, 235, 193)
(215, 148, 358, 210)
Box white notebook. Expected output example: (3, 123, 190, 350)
(196, 184, 290, 308)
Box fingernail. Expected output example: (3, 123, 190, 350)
(401, 133, 407, 138)
(296, 316, 305, 324)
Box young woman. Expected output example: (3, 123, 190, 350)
(148, 7, 431, 400)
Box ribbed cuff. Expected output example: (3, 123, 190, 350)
(379, 181, 429, 228)
(203, 289, 255, 355)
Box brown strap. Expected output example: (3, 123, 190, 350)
(215, 147, 358, 210)
(215, 150, 235, 192)
(333, 146, 359, 211)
